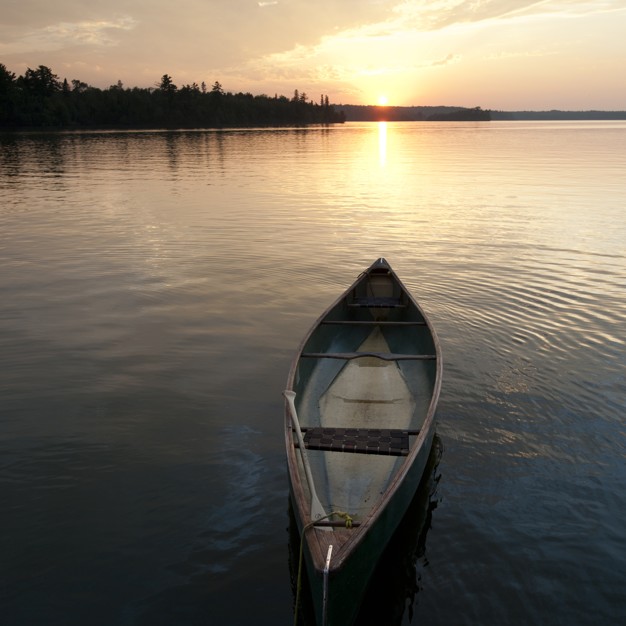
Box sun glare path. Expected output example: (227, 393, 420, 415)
(378, 122, 387, 167)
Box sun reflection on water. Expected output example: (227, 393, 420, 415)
(378, 121, 387, 167)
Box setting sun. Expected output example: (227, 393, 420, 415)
(377, 95, 389, 106)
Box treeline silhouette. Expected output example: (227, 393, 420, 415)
(490, 110, 626, 120)
(0, 64, 345, 129)
(339, 104, 491, 122)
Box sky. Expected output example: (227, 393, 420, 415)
(2, 0, 626, 110)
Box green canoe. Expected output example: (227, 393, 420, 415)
(284, 258, 443, 626)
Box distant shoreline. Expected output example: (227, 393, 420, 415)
(490, 110, 626, 120)
(338, 104, 626, 122)
(4, 64, 624, 129)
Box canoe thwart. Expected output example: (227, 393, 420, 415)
(348, 297, 406, 308)
(295, 427, 418, 456)
(301, 351, 437, 361)
(321, 320, 427, 326)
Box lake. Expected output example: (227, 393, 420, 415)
(1, 121, 625, 625)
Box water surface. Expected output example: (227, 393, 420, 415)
(1, 122, 625, 625)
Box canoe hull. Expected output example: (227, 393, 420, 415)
(291, 425, 436, 625)
(285, 258, 442, 626)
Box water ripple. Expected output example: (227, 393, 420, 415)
(1, 123, 625, 626)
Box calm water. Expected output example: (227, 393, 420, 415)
(1, 122, 625, 625)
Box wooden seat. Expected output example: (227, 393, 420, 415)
(295, 427, 419, 456)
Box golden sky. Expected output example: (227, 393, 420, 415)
(2, 0, 626, 109)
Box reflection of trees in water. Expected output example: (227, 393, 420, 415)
(288, 435, 443, 626)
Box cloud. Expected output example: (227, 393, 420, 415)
(236, 0, 626, 79)
(389, 0, 536, 30)
(390, 0, 626, 31)
(0, 16, 137, 54)
(2, 0, 624, 107)
(428, 53, 461, 67)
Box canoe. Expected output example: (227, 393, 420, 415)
(287, 435, 443, 626)
(284, 258, 443, 626)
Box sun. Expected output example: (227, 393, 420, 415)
(377, 95, 389, 106)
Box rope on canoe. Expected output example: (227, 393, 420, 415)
(294, 510, 354, 626)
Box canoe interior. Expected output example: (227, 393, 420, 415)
(291, 266, 438, 522)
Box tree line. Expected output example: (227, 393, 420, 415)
(0, 64, 345, 129)
(338, 104, 491, 122)
(490, 109, 626, 120)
